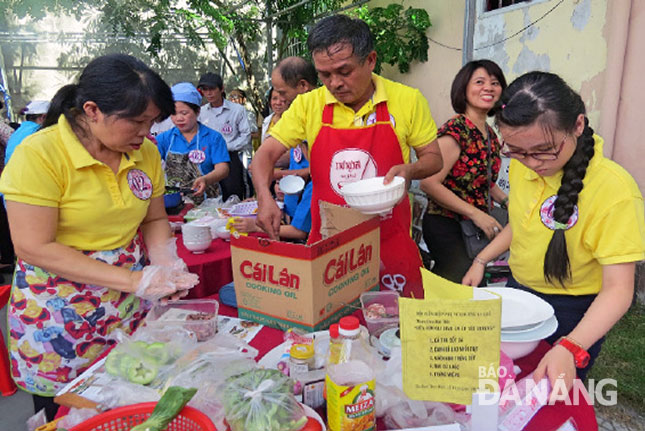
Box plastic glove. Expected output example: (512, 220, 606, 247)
(148, 238, 188, 271)
(135, 265, 199, 302)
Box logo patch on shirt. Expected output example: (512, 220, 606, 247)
(365, 112, 396, 128)
(221, 124, 233, 135)
(329, 149, 377, 197)
(127, 169, 153, 200)
(293, 146, 303, 163)
(540, 195, 578, 230)
(188, 149, 206, 164)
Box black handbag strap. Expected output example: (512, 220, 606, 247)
(485, 126, 492, 212)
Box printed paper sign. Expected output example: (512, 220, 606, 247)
(400, 269, 501, 404)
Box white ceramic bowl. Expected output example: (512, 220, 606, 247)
(183, 238, 212, 254)
(340, 176, 406, 214)
(181, 223, 212, 243)
(279, 175, 305, 195)
(500, 315, 558, 359)
(215, 225, 231, 240)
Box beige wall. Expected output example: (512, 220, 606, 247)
(471, 0, 609, 132)
(368, 0, 465, 126)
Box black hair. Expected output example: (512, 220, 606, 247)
(451, 59, 507, 115)
(43, 54, 174, 130)
(261, 88, 273, 118)
(275, 57, 318, 88)
(496, 71, 595, 286)
(307, 15, 374, 62)
(26, 114, 44, 122)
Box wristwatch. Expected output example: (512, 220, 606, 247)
(556, 337, 590, 368)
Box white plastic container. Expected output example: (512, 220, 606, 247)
(146, 299, 219, 341)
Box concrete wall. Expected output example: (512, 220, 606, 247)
(471, 0, 608, 129)
(368, 0, 465, 126)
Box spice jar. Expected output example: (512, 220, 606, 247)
(289, 343, 315, 375)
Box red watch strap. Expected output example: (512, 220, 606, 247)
(557, 337, 590, 368)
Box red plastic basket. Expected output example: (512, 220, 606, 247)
(69, 402, 217, 431)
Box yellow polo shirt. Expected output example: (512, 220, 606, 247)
(269, 73, 437, 163)
(508, 135, 645, 295)
(0, 115, 165, 251)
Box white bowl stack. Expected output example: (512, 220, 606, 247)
(482, 287, 557, 359)
(181, 223, 213, 254)
(340, 176, 406, 215)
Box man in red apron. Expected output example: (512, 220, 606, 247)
(251, 15, 443, 298)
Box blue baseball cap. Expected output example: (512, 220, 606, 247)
(171, 82, 202, 106)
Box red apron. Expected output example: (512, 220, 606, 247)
(308, 102, 423, 298)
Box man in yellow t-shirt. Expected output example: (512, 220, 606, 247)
(251, 15, 443, 298)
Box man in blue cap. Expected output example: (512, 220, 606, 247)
(156, 82, 230, 204)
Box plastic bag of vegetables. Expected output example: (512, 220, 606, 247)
(104, 328, 196, 387)
(222, 368, 307, 431)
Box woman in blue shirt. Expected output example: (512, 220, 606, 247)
(156, 83, 230, 203)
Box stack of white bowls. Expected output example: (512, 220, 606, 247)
(483, 287, 557, 359)
(181, 223, 213, 254)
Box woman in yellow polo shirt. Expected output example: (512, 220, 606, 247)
(0, 54, 198, 418)
(462, 72, 645, 393)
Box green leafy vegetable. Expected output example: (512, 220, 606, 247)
(130, 386, 198, 431)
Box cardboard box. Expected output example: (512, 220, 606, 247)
(230, 209, 380, 332)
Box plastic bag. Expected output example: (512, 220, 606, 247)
(104, 327, 197, 387)
(57, 408, 101, 429)
(161, 333, 259, 430)
(222, 368, 307, 431)
(376, 347, 457, 428)
(26, 408, 47, 431)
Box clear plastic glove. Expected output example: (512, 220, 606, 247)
(135, 265, 199, 302)
(147, 238, 188, 272)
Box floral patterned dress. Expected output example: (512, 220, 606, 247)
(7, 234, 149, 396)
(425, 115, 502, 220)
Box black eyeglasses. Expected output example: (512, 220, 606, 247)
(501, 134, 569, 161)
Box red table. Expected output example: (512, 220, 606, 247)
(215, 300, 597, 431)
(176, 234, 233, 299)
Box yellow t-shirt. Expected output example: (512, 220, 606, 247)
(508, 135, 645, 295)
(0, 115, 165, 250)
(269, 73, 438, 163)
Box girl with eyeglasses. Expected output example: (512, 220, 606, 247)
(462, 71, 645, 396)
(420, 60, 508, 282)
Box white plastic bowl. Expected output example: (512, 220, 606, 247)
(340, 176, 406, 215)
(215, 225, 231, 240)
(183, 238, 212, 254)
(279, 175, 305, 195)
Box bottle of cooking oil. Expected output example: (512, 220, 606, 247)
(327, 323, 342, 365)
(326, 316, 376, 431)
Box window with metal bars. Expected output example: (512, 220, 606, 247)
(486, 0, 532, 11)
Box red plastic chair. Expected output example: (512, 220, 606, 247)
(0, 283, 17, 396)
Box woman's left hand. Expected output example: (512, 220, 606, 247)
(191, 177, 206, 195)
(533, 344, 576, 402)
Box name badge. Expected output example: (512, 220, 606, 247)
(540, 195, 578, 230)
(127, 169, 153, 200)
(188, 149, 206, 164)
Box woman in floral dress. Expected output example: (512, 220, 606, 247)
(420, 60, 508, 282)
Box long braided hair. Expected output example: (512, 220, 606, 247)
(495, 72, 596, 286)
